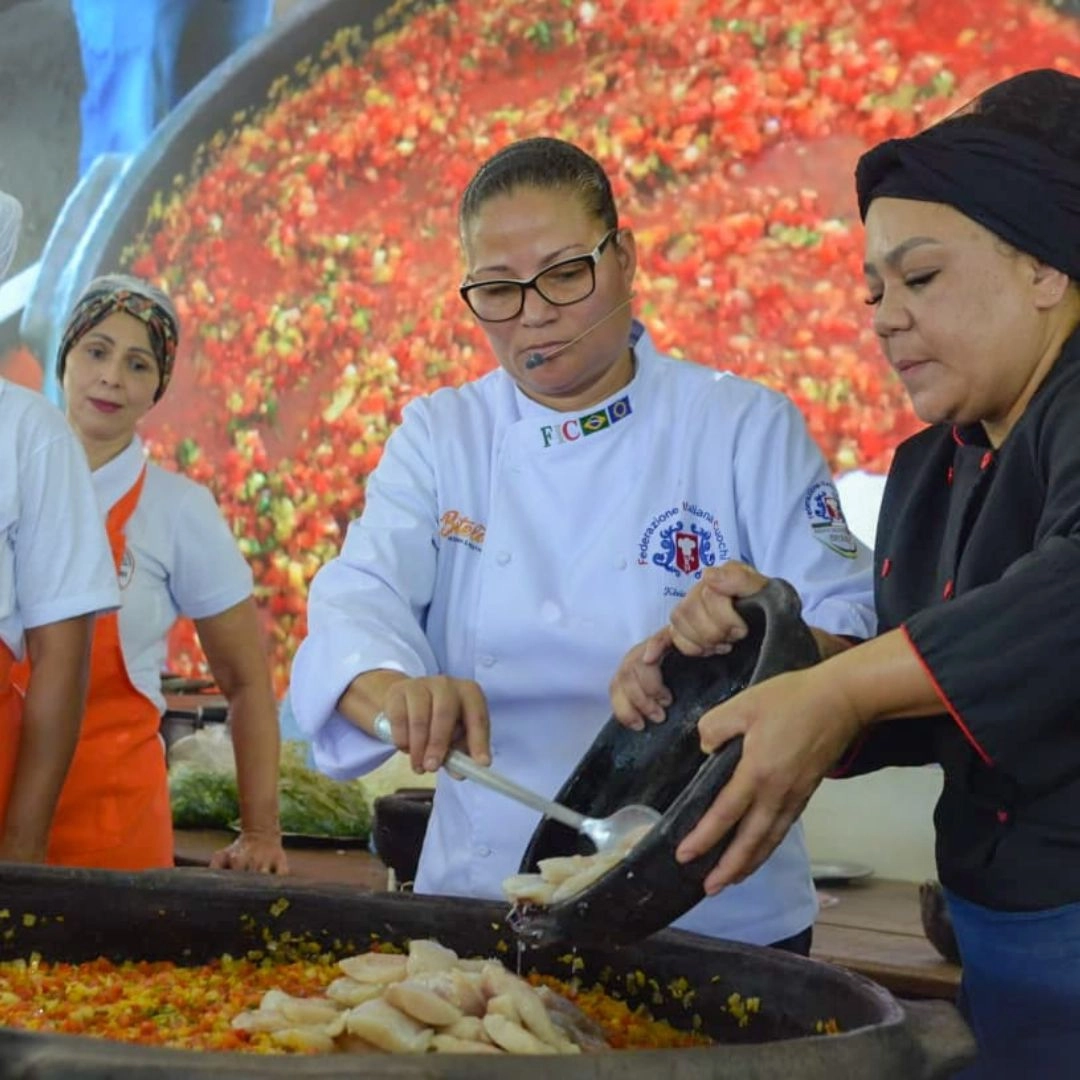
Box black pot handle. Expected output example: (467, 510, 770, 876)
(734, 576, 817, 682)
(665, 577, 820, 877)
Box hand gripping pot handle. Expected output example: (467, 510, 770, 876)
(668, 576, 820, 868)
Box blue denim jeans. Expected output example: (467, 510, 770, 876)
(71, 0, 272, 175)
(945, 887, 1080, 1079)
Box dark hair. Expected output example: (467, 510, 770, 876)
(459, 137, 618, 235)
(936, 69, 1080, 161)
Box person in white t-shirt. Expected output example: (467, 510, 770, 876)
(16, 273, 287, 872)
(0, 191, 119, 863)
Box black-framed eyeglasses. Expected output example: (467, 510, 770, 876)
(459, 229, 618, 322)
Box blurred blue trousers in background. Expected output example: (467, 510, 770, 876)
(71, 0, 273, 175)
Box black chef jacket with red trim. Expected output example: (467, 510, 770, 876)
(841, 329, 1080, 912)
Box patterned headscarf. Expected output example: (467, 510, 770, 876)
(0, 191, 21, 281)
(57, 274, 180, 401)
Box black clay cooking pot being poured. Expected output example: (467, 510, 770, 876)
(515, 576, 822, 948)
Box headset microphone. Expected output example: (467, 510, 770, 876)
(524, 294, 636, 370)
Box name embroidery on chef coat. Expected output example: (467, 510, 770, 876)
(803, 481, 859, 558)
(638, 503, 730, 596)
(539, 395, 632, 448)
(439, 511, 486, 552)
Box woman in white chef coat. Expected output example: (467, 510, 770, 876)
(290, 138, 875, 951)
(0, 191, 119, 863)
(16, 274, 287, 873)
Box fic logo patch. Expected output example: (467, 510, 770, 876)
(540, 395, 632, 449)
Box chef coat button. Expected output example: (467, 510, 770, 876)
(476, 846, 492, 857)
(539, 600, 560, 623)
(480, 655, 496, 668)
(616, 557, 628, 570)
(496, 551, 511, 566)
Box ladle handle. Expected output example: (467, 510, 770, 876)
(371, 713, 587, 831)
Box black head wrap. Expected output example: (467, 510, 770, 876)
(856, 69, 1080, 281)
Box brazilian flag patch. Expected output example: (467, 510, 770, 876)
(581, 409, 611, 435)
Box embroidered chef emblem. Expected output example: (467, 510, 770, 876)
(439, 510, 486, 552)
(674, 531, 701, 574)
(638, 503, 729, 594)
(539, 395, 632, 448)
(117, 548, 136, 590)
(804, 481, 859, 558)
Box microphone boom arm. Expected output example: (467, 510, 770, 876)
(524, 294, 635, 370)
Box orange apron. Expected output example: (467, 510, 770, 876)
(13, 467, 173, 869)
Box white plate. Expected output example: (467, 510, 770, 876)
(811, 860, 874, 884)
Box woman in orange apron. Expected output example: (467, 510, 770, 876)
(0, 191, 118, 862)
(16, 274, 287, 873)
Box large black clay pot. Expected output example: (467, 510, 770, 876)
(517, 577, 821, 947)
(0, 864, 974, 1078)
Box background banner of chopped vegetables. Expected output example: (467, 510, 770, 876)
(19, 0, 1080, 692)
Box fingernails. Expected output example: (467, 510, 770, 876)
(731, 627, 747, 641)
(424, 757, 439, 771)
(675, 845, 697, 864)
(705, 880, 725, 896)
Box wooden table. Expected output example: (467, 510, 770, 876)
(812, 879, 960, 1000)
(173, 828, 388, 890)
(173, 830, 960, 1000)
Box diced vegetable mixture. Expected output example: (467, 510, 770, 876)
(0, 947, 711, 1053)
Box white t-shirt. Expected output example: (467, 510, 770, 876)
(0, 379, 118, 658)
(92, 437, 253, 713)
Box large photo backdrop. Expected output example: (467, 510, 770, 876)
(6, 0, 1080, 692)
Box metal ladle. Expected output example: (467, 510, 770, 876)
(372, 713, 661, 855)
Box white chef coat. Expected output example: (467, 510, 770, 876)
(91, 436, 253, 714)
(0, 378, 117, 657)
(291, 322, 876, 945)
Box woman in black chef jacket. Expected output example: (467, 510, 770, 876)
(613, 69, 1080, 1079)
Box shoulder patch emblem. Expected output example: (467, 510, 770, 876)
(804, 481, 859, 559)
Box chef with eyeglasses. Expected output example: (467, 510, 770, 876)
(291, 137, 876, 954)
